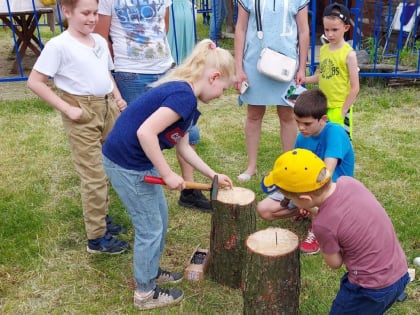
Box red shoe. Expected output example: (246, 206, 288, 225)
(300, 229, 320, 255)
(291, 212, 309, 222)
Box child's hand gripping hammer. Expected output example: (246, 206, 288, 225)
(144, 175, 219, 200)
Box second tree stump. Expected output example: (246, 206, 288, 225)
(242, 227, 300, 315)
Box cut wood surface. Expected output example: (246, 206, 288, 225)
(246, 227, 299, 256)
(216, 186, 256, 205)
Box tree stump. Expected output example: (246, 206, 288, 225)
(208, 186, 256, 288)
(243, 227, 300, 315)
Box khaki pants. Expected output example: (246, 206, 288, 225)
(60, 91, 120, 239)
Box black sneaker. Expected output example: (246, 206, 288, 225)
(87, 232, 129, 254)
(134, 286, 184, 310)
(155, 267, 183, 284)
(106, 215, 127, 235)
(178, 189, 211, 212)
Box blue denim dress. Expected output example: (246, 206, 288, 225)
(238, 0, 309, 106)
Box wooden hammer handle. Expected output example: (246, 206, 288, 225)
(185, 182, 212, 191)
(144, 175, 211, 191)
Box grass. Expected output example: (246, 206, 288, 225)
(0, 13, 419, 315)
(0, 81, 419, 314)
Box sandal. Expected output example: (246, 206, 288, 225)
(237, 172, 256, 183)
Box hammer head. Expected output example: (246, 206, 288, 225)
(210, 175, 219, 201)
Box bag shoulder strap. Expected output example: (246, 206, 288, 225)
(255, 0, 263, 39)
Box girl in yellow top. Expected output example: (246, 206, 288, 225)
(303, 3, 359, 139)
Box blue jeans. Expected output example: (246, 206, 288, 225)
(329, 272, 409, 315)
(113, 71, 166, 105)
(103, 156, 168, 292)
(188, 124, 200, 144)
(209, 0, 227, 42)
(114, 71, 200, 145)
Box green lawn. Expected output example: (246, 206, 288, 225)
(0, 13, 419, 315)
(0, 82, 419, 314)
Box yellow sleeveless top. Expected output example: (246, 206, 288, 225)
(319, 43, 353, 109)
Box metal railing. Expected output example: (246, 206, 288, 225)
(0, 0, 419, 83)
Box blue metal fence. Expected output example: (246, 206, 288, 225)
(0, 0, 62, 82)
(349, 0, 420, 78)
(0, 0, 419, 83)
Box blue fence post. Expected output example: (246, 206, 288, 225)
(308, 0, 318, 75)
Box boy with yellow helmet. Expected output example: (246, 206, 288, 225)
(263, 149, 409, 315)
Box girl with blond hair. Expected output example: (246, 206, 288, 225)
(102, 39, 236, 311)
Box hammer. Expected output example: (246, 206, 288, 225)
(144, 175, 219, 200)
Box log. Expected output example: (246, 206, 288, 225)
(208, 186, 257, 288)
(243, 227, 300, 315)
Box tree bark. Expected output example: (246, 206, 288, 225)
(209, 186, 256, 288)
(242, 227, 300, 315)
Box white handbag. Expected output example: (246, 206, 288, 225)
(255, 0, 297, 82)
(257, 48, 297, 82)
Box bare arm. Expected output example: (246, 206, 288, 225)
(324, 157, 338, 176)
(269, 207, 300, 220)
(110, 74, 127, 111)
(295, 6, 310, 85)
(27, 69, 82, 121)
(341, 50, 360, 116)
(322, 251, 343, 269)
(94, 15, 126, 110)
(165, 7, 169, 33)
(94, 14, 113, 58)
(137, 108, 233, 190)
(176, 135, 233, 187)
(302, 72, 319, 85)
(137, 107, 181, 188)
(233, 6, 249, 92)
(176, 136, 214, 178)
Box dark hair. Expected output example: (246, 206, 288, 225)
(323, 2, 351, 25)
(294, 89, 328, 120)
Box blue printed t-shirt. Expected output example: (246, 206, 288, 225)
(295, 122, 354, 181)
(103, 81, 200, 171)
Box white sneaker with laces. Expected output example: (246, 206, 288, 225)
(134, 286, 183, 310)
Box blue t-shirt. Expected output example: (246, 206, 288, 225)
(295, 122, 354, 181)
(103, 81, 200, 171)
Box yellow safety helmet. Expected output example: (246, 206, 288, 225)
(263, 149, 331, 193)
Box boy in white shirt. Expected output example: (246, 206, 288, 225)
(28, 0, 128, 254)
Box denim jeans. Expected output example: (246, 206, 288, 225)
(113, 71, 166, 105)
(188, 124, 200, 144)
(103, 156, 168, 292)
(329, 272, 409, 315)
(209, 0, 227, 42)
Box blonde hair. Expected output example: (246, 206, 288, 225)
(152, 39, 236, 87)
(58, 0, 98, 10)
